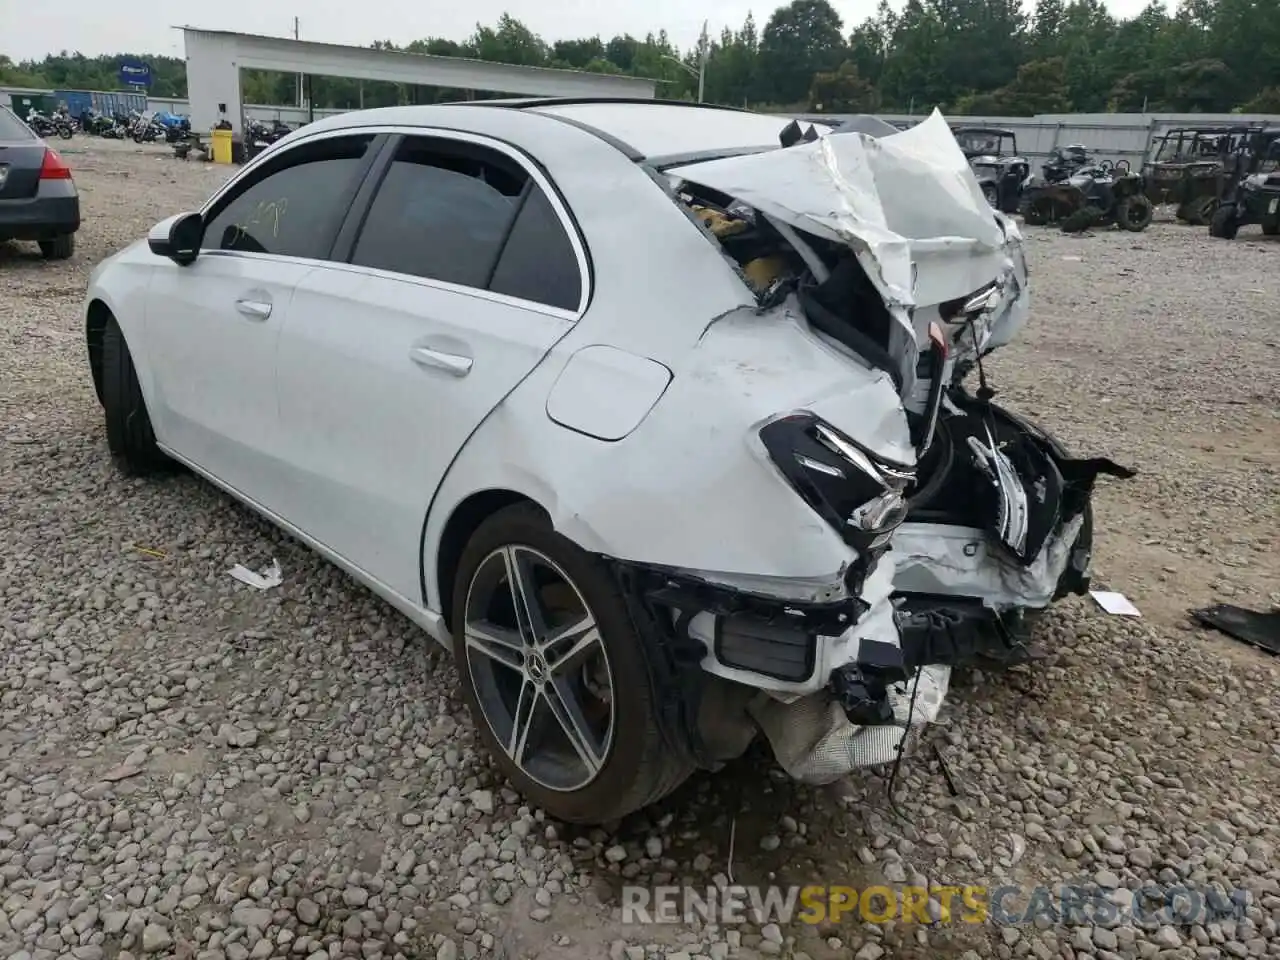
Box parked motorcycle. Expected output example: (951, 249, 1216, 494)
(243, 119, 295, 160)
(79, 110, 117, 136)
(131, 113, 167, 143)
(25, 109, 74, 140)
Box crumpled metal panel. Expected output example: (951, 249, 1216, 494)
(890, 514, 1086, 609)
(749, 664, 951, 783)
(667, 110, 1008, 312)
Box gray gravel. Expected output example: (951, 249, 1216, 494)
(1, 138, 1278, 960)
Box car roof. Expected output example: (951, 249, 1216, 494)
(296, 98, 830, 166)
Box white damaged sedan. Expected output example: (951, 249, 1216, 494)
(83, 100, 1131, 823)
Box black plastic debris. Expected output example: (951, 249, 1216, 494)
(1191, 603, 1280, 656)
(778, 120, 822, 149)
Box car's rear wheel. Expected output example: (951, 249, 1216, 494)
(1263, 219, 1279, 236)
(38, 234, 74, 260)
(101, 315, 169, 475)
(452, 503, 692, 823)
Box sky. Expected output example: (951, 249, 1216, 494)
(3, 0, 1166, 64)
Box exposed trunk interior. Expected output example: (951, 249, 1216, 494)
(671, 178, 904, 391)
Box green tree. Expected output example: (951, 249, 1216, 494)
(1032, 0, 1067, 57)
(989, 57, 1072, 115)
(553, 38, 605, 68)
(809, 61, 881, 111)
(469, 14, 548, 67)
(848, 2, 895, 87)
(1241, 86, 1280, 112)
(759, 0, 848, 105)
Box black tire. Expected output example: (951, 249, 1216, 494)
(452, 503, 693, 824)
(101, 315, 169, 475)
(1209, 205, 1239, 240)
(38, 234, 75, 260)
(1116, 195, 1154, 232)
(981, 183, 999, 209)
(1187, 194, 1217, 226)
(1263, 219, 1279, 236)
(1060, 204, 1102, 233)
(57, 125, 73, 140)
(1019, 197, 1052, 226)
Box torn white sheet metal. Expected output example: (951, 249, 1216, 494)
(890, 514, 1085, 609)
(228, 558, 283, 591)
(667, 110, 1009, 311)
(750, 664, 951, 784)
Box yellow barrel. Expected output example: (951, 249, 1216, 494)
(210, 129, 233, 164)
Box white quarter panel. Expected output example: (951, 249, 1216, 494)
(424, 300, 914, 611)
(544, 345, 673, 441)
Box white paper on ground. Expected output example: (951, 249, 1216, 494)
(228, 559, 283, 590)
(1090, 590, 1141, 617)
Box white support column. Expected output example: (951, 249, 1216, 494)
(184, 31, 245, 134)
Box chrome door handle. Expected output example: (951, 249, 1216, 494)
(409, 346, 473, 377)
(235, 298, 272, 320)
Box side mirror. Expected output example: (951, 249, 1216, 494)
(147, 212, 204, 266)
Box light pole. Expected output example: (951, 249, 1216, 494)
(663, 20, 710, 103)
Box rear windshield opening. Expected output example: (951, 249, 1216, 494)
(672, 176, 900, 389)
(0, 108, 38, 141)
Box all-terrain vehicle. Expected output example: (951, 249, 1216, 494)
(1040, 144, 1096, 182)
(1209, 127, 1280, 240)
(951, 126, 1030, 213)
(1020, 153, 1153, 233)
(1144, 126, 1255, 225)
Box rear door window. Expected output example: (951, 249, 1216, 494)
(351, 137, 525, 289)
(488, 187, 582, 311)
(351, 135, 584, 310)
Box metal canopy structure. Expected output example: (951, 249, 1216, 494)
(180, 28, 656, 134)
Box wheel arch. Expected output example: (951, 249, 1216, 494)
(433, 489, 550, 634)
(85, 298, 113, 406)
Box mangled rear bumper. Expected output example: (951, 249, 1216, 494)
(893, 398, 1135, 668)
(606, 554, 952, 783)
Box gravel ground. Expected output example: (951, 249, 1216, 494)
(1, 137, 1278, 960)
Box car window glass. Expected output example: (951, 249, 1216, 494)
(1262, 140, 1280, 172)
(489, 186, 582, 311)
(0, 108, 36, 140)
(202, 135, 373, 259)
(351, 138, 526, 289)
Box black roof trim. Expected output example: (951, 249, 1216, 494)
(503, 96, 754, 114)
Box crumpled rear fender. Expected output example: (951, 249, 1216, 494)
(422, 303, 915, 612)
